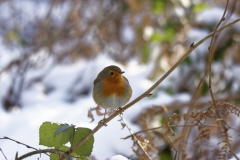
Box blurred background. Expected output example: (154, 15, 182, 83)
(0, 0, 240, 159)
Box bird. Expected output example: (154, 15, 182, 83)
(93, 65, 132, 119)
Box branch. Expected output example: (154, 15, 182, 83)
(0, 136, 38, 151)
(208, 0, 229, 110)
(119, 114, 152, 159)
(0, 148, 7, 160)
(16, 149, 71, 160)
(123, 124, 221, 140)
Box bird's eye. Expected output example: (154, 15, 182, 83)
(110, 71, 114, 75)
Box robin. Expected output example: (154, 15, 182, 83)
(93, 65, 132, 119)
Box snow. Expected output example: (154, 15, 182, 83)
(196, 7, 240, 32)
(0, 53, 181, 159)
(110, 155, 128, 160)
(0, 49, 192, 159)
(196, 8, 224, 25)
(187, 28, 210, 58)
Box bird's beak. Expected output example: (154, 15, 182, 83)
(120, 71, 125, 74)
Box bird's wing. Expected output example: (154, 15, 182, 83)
(123, 76, 130, 84)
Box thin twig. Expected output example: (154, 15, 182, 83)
(123, 124, 222, 140)
(119, 114, 152, 159)
(0, 136, 50, 158)
(208, 0, 229, 112)
(16, 149, 69, 160)
(149, 94, 240, 116)
(0, 148, 7, 160)
(0, 137, 38, 151)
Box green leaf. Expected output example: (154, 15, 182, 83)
(193, 3, 210, 13)
(149, 27, 175, 43)
(70, 127, 94, 156)
(54, 124, 75, 137)
(162, 22, 176, 43)
(165, 88, 174, 95)
(50, 153, 61, 160)
(76, 157, 88, 160)
(183, 57, 192, 66)
(152, 0, 167, 14)
(6, 29, 26, 45)
(39, 122, 74, 148)
(149, 31, 163, 42)
(160, 145, 173, 160)
(141, 44, 150, 63)
(164, 27, 175, 42)
(201, 81, 209, 96)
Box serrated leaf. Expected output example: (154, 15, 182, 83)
(70, 127, 94, 156)
(54, 124, 75, 137)
(39, 122, 74, 148)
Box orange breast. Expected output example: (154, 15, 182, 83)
(102, 75, 125, 97)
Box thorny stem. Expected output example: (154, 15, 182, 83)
(57, 18, 240, 160)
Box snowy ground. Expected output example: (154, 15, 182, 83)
(0, 54, 191, 159)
